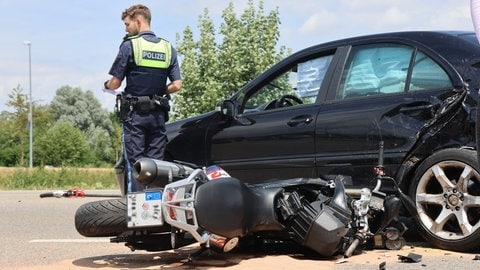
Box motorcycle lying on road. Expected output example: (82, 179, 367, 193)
(74, 142, 418, 258)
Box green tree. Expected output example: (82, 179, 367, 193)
(0, 117, 21, 166)
(0, 85, 54, 166)
(218, 0, 286, 94)
(173, 0, 288, 120)
(173, 9, 221, 119)
(35, 121, 93, 166)
(50, 85, 116, 164)
(2, 85, 29, 165)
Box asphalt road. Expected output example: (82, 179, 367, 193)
(1, 190, 480, 270)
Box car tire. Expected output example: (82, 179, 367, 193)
(409, 148, 480, 251)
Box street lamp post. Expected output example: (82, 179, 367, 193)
(24, 41, 33, 168)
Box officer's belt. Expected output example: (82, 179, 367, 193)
(126, 96, 159, 113)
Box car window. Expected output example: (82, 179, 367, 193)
(297, 56, 333, 98)
(337, 44, 453, 100)
(243, 55, 333, 114)
(409, 51, 452, 91)
(338, 44, 413, 100)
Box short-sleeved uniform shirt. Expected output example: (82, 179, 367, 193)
(108, 31, 181, 95)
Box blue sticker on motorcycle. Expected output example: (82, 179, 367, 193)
(145, 191, 162, 201)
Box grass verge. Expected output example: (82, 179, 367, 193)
(0, 167, 118, 190)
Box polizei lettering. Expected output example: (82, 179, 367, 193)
(142, 50, 166, 61)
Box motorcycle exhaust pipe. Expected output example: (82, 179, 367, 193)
(208, 234, 239, 253)
(133, 158, 195, 187)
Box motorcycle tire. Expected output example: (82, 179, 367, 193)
(75, 198, 128, 237)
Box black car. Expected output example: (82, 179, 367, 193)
(165, 31, 480, 252)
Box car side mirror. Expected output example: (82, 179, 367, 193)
(216, 100, 236, 118)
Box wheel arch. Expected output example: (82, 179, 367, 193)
(395, 146, 477, 194)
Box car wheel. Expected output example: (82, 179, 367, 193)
(409, 148, 480, 251)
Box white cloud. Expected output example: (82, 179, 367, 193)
(280, 0, 474, 49)
(299, 10, 337, 36)
(381, 7, 410, 26)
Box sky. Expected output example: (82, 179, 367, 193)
(0, 0, 476, 113)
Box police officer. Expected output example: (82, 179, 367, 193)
(103, 4, 182, 192)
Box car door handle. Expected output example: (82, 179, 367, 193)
(399, 103, 433, 113)
(287, 115, 314, 127)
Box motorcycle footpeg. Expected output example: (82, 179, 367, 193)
(188, 245, 208, 262)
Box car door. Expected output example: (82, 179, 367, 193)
(314, 42, 460, 187)
(208, 53, 336, 183)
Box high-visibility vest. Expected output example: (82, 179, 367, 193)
(130, 36, 172, 69)
(125, 35, 173, 96)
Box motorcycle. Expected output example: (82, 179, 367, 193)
(74, 142, 418, 258)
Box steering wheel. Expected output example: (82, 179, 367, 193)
(275, 94, 303, 108)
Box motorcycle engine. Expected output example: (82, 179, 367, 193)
(278, 190, 351, 257)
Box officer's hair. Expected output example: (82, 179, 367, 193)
(122, 4, 151, 24)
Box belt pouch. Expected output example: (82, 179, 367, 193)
(136, 96, 154, 113)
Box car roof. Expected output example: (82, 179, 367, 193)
(300, 30, 480, 68)
(306, 30, 478, 50)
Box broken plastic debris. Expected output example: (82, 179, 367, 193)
(397, 252, 422, 263)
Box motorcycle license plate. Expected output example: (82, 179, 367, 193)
(127, 189, 164, 228)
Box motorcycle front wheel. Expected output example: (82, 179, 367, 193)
(75, 198, 128, 237)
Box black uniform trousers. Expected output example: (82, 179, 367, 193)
(122, 109, 166, 192)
